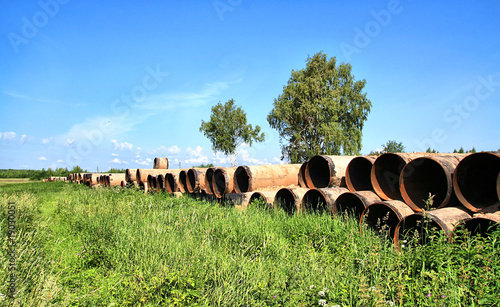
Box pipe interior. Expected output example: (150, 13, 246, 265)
(372, 154, 406, 200)
(303, 190, 328, 214)
(335, 193, 366, 218)
(461, 218, 499, 237)
(364, 203, 401, 239)
(275, 189, 296, 214)
(205, 169, 214, 194)
(456, 154, 500, 207)
(234, 167, 250, 193)
(249, 192, 270, 209)
(347, 157, 373, 191)
(187, 170, 197, 192)
(299, 163, 308, 187)
(402, 159, 447, 209)
(397, 215, 443, 245)
(157, 175, 164, 191)
(307, 156, 330, 188)
(179, 171, 187, 192)
(213, 169, 226, 196)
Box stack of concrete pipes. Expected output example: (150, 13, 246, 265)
(66, 152, 500, 247)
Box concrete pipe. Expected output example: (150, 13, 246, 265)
(234, 164, 302, 193)
(346, 156, 376, 192)
(458, 211, 500, 237)
(371, 152, 447, 201)
(213, 167, 237, 198)
(298, 162, 309, 188)
(165, 173, 181, 193)
(107, 173, 126, 187)
(136, 169, 169, 184)
(395, 207, 471, 247)
(157, 174, 166, 192)
(147, 175, 157, 193)
(400, 155, 464, 211)
(153, 157, 169, 169)
(273, 187, 310, 214)
(453, 152, 500, 212)
(125, 169, 138, 183)
(178, 170, 188, 193)
(334, 190, 381, 219)
(302, 187, 349, 214)
(249, 190, 277, 210)
(187, 168, 208, 194)
(305, 155, 355, 188)
(204, 168, 216, 195)
(360, 200, 414, 239)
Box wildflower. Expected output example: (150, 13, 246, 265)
(318, 290, 326, 297)
(309, 285, 315, 290)
(369, 286, 376, 292)
(427, 293, 431, 298)
(441, 295, 446, 299)
(273, 295, 276, 298)
(77, 253, 80, 256)
(318, 299, 327, 306)
(386, 301, 394, 306)
(401, 244, 405, 248)
(331, 305, 341, 307)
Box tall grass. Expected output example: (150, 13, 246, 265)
(1, 182, 498, 306)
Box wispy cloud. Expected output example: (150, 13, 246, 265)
(38, 156, 47, 161)
(2, 91, 87, 107)
(0, 131, 17, 141)
(111, 139, 134, 151)
(110, 158, 128, 164)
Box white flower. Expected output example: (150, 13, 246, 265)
(309, 285, 315, 290)
(318, 299, 327, 306)
(331, 305, 341, 307)
(401, 244, 405, 248)
(386, 300, 394, 306)
(369, 286, 376, 291)
(318, 290, 326, 297)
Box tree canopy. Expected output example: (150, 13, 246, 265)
(267, 51, 371, 163)
(200, 99, 265, 166)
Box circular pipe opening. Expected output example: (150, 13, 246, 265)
(165, 174, 176, 193)
(179, 171, 187, 193)
(401, 158, 448, 209)
(302, 189, 328, 214)
(187, 169, 197, 193)
(157, 175, 165, 192)
(362, 203, 401, 239)
(346, 157, 374, 191)
(274, 189, 297, 214)
(249, 192, 271, 209)
(299, 162, 309, 188)
(234, 166, 250, 193)
(460, 218, 499, 237)
(454, 152, 500, 209)
(335, 193, 366, 218)
(371, 154, 406, 200)
(213, 169, 227, 197)
(306, 156, 331, 188)
(205, 168, 215, 194)
(397, 214, 444, 246)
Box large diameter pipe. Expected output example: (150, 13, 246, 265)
(213, 167, 237, 198)
(302, 187, 349, 214)
(371, 152, 448, 201)
(453, 152, 500, 212)
(400, 155, 464, 211)
(305, 155, 355, 188)
(345, 156, 376, 192)
(136, 169, 169, 184)
(157, 174, 165, 192)
(153, 157, 169, 169)
(125, 169, 138, 183)
(497, 173, 500, 201)
(273, 187, 309, 214)
(249, 191, 277, 210)
(147, 175, 157, 193)
(334, 190, 381, 219)
(457, 206, 500, 237)
(107, 173, 126, 187)
(187, 168, 208, 194)
(204, 168, 216, 195)
(234, 164, 302, 193)
(298, 162, 309, 188)
(178, 170, 188, 193)
(222, 192, 253, 208)
(360, 200, 414, 239)
(395, 207, 471, 248)
(165, 173, 181, 193)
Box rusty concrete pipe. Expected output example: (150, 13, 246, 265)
(213, 167, 237, 198)
(165, 173, 181, 193)
(302, 187, 349, 214)
(400, 155, 464, 211)
(186, 168, 208, 194)
(298, 162, 309, 188)
(273, 187, 310, 214)
(457, 210, 500, 237)
(395, 207, 471, 248)
(120, 181, 127, 188)
(136, 169, 169, 184)
(153, 157, 169, 169)
(453, 152, 500, 212)
(147, 175, 158, 193)
(107, 173, 126, 187)
(346, 156, 376, 192)
(125, 169, 138, 183)
(305, 155, 355, 188)
(360, 200, 414, 239)
(234, 164, 302, 193)
(157, 174, 165, 192)
(334, 190, 381, 219)
(249, 191, 277, 210)
(204, 168, 215, 195)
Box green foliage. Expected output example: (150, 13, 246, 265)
(267, 51, 372, 163)
(458, 147, 465, 153)
(381, 140, 405, 153)
(426, 147, 438, 153)
(192, 163, 214, 168)
(200, 99, 265, 166)
(106, 168, 127, 173)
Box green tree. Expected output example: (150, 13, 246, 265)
(381, 140, 405, 153)
(267, 51, 371, 163)
(200, 99, 265, 166)
(458, 147, 465, 154)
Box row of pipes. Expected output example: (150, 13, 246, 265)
(66, 153, 500, 248)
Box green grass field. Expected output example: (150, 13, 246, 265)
(0, 182, 498, 306)
(0, 178, 31, 186)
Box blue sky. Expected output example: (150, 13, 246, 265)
(1, 0, 499, 171)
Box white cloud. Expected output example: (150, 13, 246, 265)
(2, 91, 87, 107)
(133, 159, 150, 166)
(111, 139, 134, 151)
(112, 153, 119, 156)
(0, 131, 17, 140)
(184, 146, 209, 165)
(38, 156, 47, 161)
(57, 159, 63, 163)
(64, 139, 75, 147)
(168, 145, 181, 154)
(111, 158, 128, 164)
(20, 134, 27, 144)
(42, 138, 51, 144)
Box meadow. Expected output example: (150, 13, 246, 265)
(0, 182, 498, 306)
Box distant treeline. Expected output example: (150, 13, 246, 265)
(0, 167, 127, 181)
